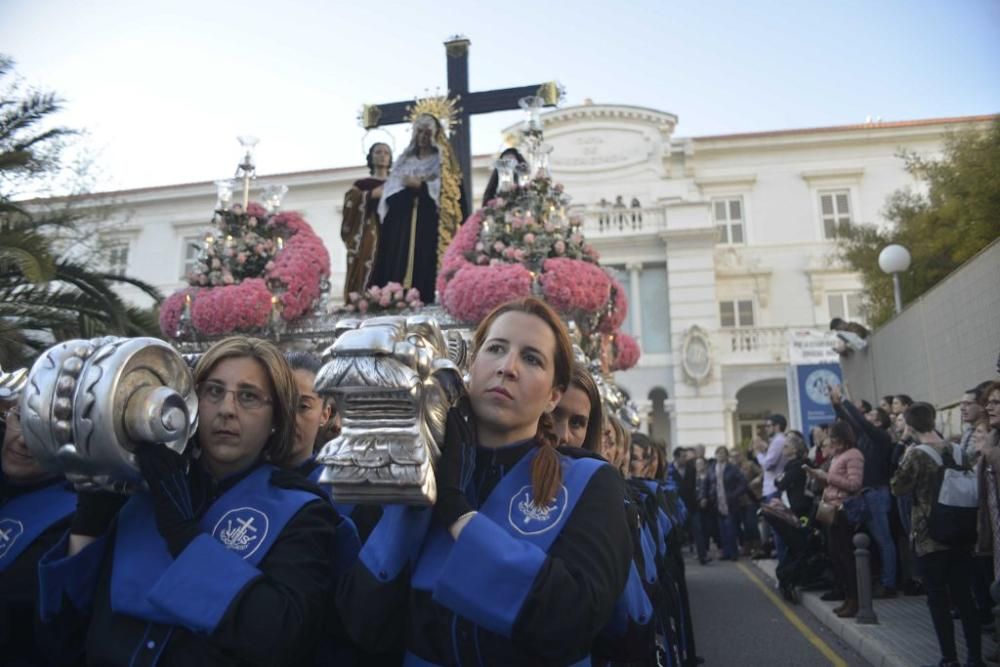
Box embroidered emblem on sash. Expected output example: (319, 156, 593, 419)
(211, 507, 269, 559)
(0, 518, 25, 559)
(507, 485, 569, 536)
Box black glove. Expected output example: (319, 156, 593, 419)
(70, 490, 128, 537)
(134, 442, 200, 557)
(433, 403, 477, 529)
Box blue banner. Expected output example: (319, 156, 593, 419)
(794, 363, 843, 436)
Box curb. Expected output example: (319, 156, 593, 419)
(753, 559, 913, 667)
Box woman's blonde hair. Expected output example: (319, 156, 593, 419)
(194, 336, 298, 466)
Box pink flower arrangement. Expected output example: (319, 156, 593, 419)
(441, 263, 533, 323)
(266, 212, 330, 320)
(160, 204, 329, 339)
(611, 331, 640, 371)
(338, 282, 423, 314)
(539, 258, 612, 315)
(189, 279, 272, 336)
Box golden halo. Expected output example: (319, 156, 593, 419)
(406, 94, 462, 136)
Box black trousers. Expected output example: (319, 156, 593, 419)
(918, 548, 982, 663)
(827, 511, 857, 601)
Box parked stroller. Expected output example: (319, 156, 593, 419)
(760, 499, 832, 603)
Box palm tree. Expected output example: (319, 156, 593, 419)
(0, 55, 161, 369)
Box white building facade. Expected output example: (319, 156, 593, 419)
(90, 106, 995, 453)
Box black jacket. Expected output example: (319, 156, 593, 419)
(1, 477, 74, 666)
(337, 441, 633, 665)
(775, 457, 811, 519)
(39, 464, 347, 666)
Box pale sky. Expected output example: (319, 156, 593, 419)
(2, 0, 998, 193)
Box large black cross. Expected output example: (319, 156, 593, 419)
(362, 36, 558, 208)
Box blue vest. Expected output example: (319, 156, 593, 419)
(411, 448, 603, 592)
(405, 449, 603, 667)
(111, 464, 316, 624)
(0, 481, 76, 572)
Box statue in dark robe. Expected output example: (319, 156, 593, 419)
(341, 142, 391, 301)
(368, 114, 463, 304)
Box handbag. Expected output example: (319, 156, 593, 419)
(815, 500, 838, 526)
(842, 491, 871, 526)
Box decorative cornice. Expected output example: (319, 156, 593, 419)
(800, 168, 865, 185)
(694, 174, 758, 190)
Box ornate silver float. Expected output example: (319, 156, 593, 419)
(314, 315, 465, 505)
(18, 337, 197, 491)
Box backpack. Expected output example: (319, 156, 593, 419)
(914, 443, 979, 546)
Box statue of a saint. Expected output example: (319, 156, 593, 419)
(368, 114, 463, 303)
(341, 142, 391, 301)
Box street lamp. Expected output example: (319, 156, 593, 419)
(878, 244, 911, 315)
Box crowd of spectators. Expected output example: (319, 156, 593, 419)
(672, 380, 1000, 667)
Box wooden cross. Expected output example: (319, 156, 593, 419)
(361, 36, 559, 208)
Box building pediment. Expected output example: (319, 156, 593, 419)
(502, 104, 677, 176)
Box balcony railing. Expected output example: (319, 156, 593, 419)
(715, 326, 794, 364)
(575, 206, 668, 237)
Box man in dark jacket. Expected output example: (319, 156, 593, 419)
(831, 385, 898, 597)
(704, 447, 749, 561)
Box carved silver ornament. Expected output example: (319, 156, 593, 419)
(18, 337, 197, 491)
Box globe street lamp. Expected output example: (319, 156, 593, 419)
(878, 244, 911, 315)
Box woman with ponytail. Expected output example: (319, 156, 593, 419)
(338, 297, 633, 666)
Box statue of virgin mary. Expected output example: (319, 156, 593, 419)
(367, 112, 463, 304)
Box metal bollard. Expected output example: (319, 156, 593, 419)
(853, 533, 879, 624)
(991, 579, 1000, 659)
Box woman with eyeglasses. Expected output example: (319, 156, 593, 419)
(38, 336, 359, 666)
(338, 297, 634, 666)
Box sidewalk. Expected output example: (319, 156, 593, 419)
(754, 559, 999, 667)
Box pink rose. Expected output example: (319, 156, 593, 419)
(475, 242, 485, 252)
(523, 233, 536, 244)
(493, 241, 506, 252)
(379, 293, 392, 307)
(348, 291, 360, 302)
(554, 240, 566, 255)
(477, 254, 488, 265)
(406, 288, 420, 301)
(265, 261, 275, 271)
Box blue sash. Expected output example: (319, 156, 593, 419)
(0, 482, 76, 572)
(412, 448, 602, 591)
(111, 465, 315, 624)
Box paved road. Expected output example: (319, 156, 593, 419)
(685, 555, 869, 667)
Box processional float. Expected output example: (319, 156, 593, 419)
(5, 93, 642, 505)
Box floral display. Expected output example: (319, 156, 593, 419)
(539, 258, 612, 315)
(337, 282, 423, 315)
(611, 331, 640, 372)
(436, 172, 630, 365)
(159, 201, 329, 339)
(441, 263, 533, 324)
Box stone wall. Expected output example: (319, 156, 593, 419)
(841, 239, 1000, 408)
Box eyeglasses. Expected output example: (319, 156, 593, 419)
(987, 399, 1000, 408)
(197, 382, 272, 411)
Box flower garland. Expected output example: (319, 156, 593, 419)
(539, 257, 612, 316)
(159, 201, 329, 339)
(611, 331, 640, 371)
(441, 263, 533, 324)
